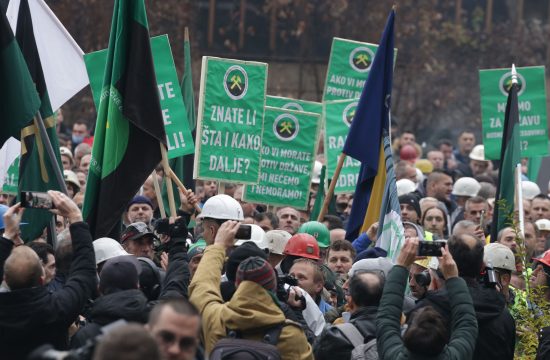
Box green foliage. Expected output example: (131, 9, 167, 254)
(496, 199, 550, 359)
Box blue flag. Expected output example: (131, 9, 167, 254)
(344, 9, 395, 241)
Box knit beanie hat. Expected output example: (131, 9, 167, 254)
(399, 194, 422, 219)
(226, 241, 267, 282)
(235, 256, 277, 294)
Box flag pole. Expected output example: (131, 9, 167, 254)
(160, 144, 177, 217)
(35, 112, 67, 248)
(317, 152, 346, 221)
(34, 112, 68, 195)
(151, 169, 166, 218)
(167, 168, 201, 213)
(516, 164, 525, 238)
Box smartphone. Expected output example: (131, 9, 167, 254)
(479, 210, 486, 228)
(417, 240, 446, 257)
(20, 191, 54, 209)
(235, 224, 252, 240)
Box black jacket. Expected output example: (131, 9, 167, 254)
(537, 326, 550, 360)
(313, 306, 377, 360)
(71, 289, 149, 348)
(0, 222, 97, 359)
(415, 277, 516, 360)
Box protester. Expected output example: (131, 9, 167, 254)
(147, 299, 203, 360)
(413, 234, 516, 359)
(376, 237, 478, 359)
(127, 195, 155, 226)
(188, 220, 313, 358)
(326, 239, 355, 277)
(120, 222, 158, 259)
(277, 206, 302, 235)
(0, 192, 97, 359)
(93, 323, 162, 360)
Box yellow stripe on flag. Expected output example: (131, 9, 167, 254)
(359, 142, 386, 234)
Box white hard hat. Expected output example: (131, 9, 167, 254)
(484, 243, 515, 272)
(235, 224, 269, 250)
(522, 181, 541, 200)
(265, 229, 292, 255)
(415, 168, 423, 184)
(93, 237, 130, 265)
(452, 177, 481, 197)
(311, 161, 323, 185)
(196, 194, 244, 221)
(396, 179, 416, 196)
(536, 219, 550, 232)
(469, 145, 487, 161)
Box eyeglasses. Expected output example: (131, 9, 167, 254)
(155, 330, 197, 350)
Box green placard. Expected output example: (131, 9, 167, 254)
(194, 57, 268, 184)
(323, 37, 397, 101)
(266, 95, 322, 115)
(324, 99, 361, 193)
(2, 156, 19, 194)
(480, 66, 549, 159)
(84, 35, 194, 159)
(243, 107, 321, 209)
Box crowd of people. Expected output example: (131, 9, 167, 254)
(0, 117, 550, 360)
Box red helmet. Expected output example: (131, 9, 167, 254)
(533, 250, 550, 268)
(283, 233, 320, 260)
(400, 144, 417, 162)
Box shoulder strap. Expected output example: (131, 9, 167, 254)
(336, 323, 365, 348)
(262, 323, 285, 346)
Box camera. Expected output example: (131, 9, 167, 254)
(276, 274, 306, 310)
(154, 217, 188, 238)
(21, 191, 54, 209)
(417, 240, 446, 257)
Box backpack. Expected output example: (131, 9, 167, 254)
(336, 323, 379, 360)
(209, 324, 284, 360)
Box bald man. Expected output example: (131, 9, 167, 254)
(0, 192, 97, 359)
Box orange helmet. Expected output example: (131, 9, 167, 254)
(283, 233, 320, 260)
(533, 250, 550, 268)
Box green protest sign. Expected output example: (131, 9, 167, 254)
(323, 37, 397, 101)
(243, 107, 321, 209)
(324, 99, 361, 193)
(84, 35, 194, 159)
(194, 57, 267, 184)
(2, 156, 19, 194)
(266, 96, 322, 115)
(480, 66, 549, 159)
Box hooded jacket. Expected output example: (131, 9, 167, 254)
(0, 222, 97, 359)
(377, 266, 478, 360)
(313, 306, 377, 360)
(70, 288, 149, 348)
(415, 277, 516, 360)
(189, 244, 313, 359)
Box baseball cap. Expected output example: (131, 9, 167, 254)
(120, 222, 158, 243)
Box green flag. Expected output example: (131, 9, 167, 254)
(0, 10, 40, 145)
(310, 165, 327, 221)
(161, 28, 197, 216)
(83, 0, 167, 238)
(491, 74, 521, 241)
(13, 0, 63, 241)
